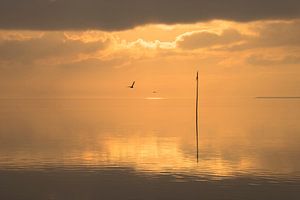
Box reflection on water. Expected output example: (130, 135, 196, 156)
(0, 98, 300, 177)
(0, 98, 300, 199)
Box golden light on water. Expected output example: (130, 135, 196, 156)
(81, 136, 255, 177)
(0, 98, 299, 179)
(0, 133, 276, 178)
(144, 97, 167, 100)
(1, 1, 300, 199)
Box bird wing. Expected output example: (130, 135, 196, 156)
(131, 81, 135, 87)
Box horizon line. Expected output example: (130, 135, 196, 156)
(256, 97, 300, 99)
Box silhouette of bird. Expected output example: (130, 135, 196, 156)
(128, 81, 135, 88)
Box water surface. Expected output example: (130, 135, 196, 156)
(0, 98, 299, 199)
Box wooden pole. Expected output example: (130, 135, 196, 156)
(196, 71, 199, 162)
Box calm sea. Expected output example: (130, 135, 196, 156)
(0, 98, 299, 199)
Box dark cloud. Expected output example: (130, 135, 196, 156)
(252, 21, 300, 47)
(0, 0, 299, 31)
(211, 21, 300, 51)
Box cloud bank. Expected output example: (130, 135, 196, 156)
(0, 0, 300, 30)
(0, 32, 109, 65)
(177, 29, 243, 49)
(1, 20, 300, 68)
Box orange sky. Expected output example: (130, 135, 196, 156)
(0, 20, 299, 99)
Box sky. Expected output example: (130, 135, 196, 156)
(0, 0, 300, 99)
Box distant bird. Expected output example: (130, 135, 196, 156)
(128, 81, 135, 88)
(152, 91, 157, 93)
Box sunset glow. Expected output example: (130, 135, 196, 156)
(1, 1, 300, 199)
(1, 20, 300, 99)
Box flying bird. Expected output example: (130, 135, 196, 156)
(128, 81, 135, 88)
